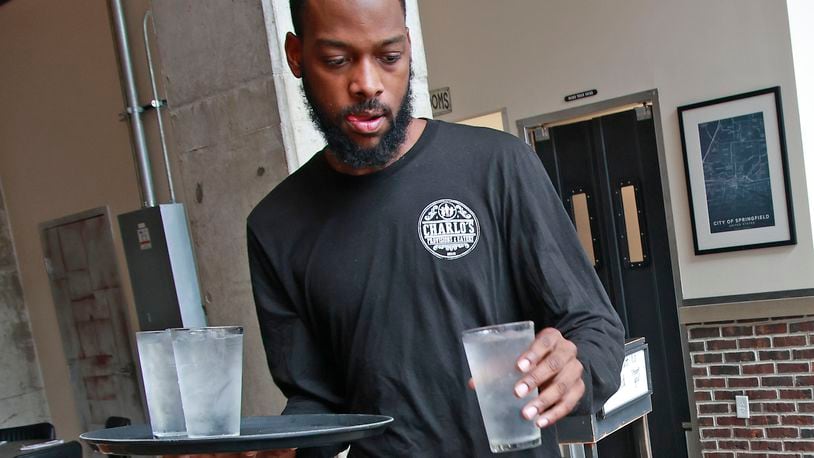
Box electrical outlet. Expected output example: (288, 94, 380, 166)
(735, 395, 750, 419)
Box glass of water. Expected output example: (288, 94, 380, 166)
(462, 321, 541, 453)
(171, 326, 244, 438)
(136, 330, 186, 437)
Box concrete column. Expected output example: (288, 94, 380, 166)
(261, 0, 433, 172)
(0, 181, 49, 427)
(148, 0, 289, 416)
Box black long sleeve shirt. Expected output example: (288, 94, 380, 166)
(248, 120, 625, 457)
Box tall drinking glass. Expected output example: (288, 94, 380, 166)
(136, 330, 186, 437)
(171, 326, 244, 438)
(462, 321, 541, 453)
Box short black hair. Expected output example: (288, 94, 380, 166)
(290, 0, 407, 36)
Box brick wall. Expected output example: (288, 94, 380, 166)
(688, 316, 814, 458)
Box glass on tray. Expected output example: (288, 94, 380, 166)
(171, 326, 244, 438)
(136, 330, 186, 437)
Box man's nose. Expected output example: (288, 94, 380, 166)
(349, 58, 384, 100)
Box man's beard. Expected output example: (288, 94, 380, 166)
(302, 71, 414, 169)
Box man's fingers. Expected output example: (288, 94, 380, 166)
(163, 455, 214, 458)
(514, 336, 577, 398)
(516, 328, 561, 373)
(535, 375, 585, 428)
(257, 450, 296, 458)
(467, 377, 476, 390)
(512, 329, 585, 428)
(520, 357, 583, 418)
(162, 451, 295, 458)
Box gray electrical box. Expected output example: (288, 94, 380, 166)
(119, 203, 207, 331)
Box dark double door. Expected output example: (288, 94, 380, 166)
(532, 108, 689, 457)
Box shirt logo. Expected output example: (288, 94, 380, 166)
(418, 199, 480, 260)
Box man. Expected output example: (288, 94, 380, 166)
(246, 0, 625, 456)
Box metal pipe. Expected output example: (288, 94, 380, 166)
(111, 0, 156, 207)
(143, 11, 176, 203)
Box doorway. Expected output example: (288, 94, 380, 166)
(40, 208, 145, 433)
(456, 108, 509, 132)
(519, 91, 690, 457)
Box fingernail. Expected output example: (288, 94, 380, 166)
(522, 405, 538, 419)
(536, 416, 549, 428)
(517, 358, 531, 373)
(514, 383, 529, 398)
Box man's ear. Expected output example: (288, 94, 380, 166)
(285, 32, 303, 78)
(405, 27, 413, 59)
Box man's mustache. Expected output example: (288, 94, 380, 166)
(339, 99, 392, 118)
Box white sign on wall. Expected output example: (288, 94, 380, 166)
(430, 87, 452, 116)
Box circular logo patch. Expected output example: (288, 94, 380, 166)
(418, 199, 480, 260)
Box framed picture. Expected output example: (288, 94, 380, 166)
(677, 87, 795, 255)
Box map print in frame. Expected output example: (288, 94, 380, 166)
(677, 87, 796, 254)
(698, 112, 774, 233)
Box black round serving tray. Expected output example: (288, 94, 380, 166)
(80, 414, 393, 456)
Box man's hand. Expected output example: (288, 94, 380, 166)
(465, 328, 584, 428)
(162, 450, 295, 458)
(513, 327, 584, 428)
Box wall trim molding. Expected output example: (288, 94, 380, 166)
(679, 292, 814, 323)
(682, 287, 814, 307)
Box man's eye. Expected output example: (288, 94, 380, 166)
(380, 53, 402, 64)
(324, 57, 348, 67)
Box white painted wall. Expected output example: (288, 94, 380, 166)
(419, 0, 812, 300)
(787, 1, 814, 251)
